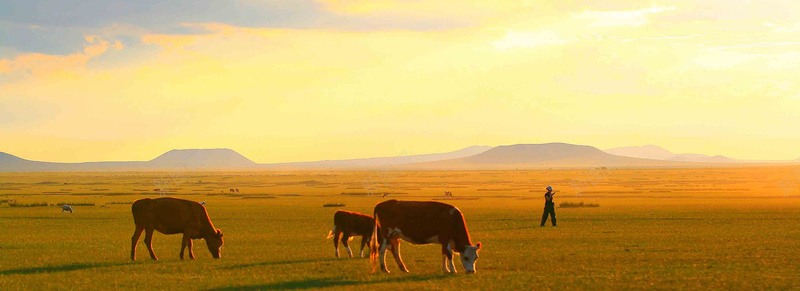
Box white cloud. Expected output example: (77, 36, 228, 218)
(490, 30, 569, 50)
(573, 6, 677, 28)
(763, 21, 800, 33)
(700, 42, 800, 53)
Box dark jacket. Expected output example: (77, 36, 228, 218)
(544, 192, 554, 208)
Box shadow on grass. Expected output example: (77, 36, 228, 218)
(205, 273, 449, 290)
(222, 258, 340, 270)
(480, 225, 539, 232)
(0, 262, 130, 275)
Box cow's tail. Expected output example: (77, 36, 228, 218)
(326, 225, 336, 239)
(370, 208, 379, 272)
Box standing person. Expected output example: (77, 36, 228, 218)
(540, 186, 557, 227)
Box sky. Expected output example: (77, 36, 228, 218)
(1, 0, 800, 163)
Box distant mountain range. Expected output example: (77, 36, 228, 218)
(260, 145, 492, 169)
(604, 145, 740, 163)
(0, 146, 491, 172)
(406, 143, 687, 170)
(0, 143, 796, 172)
(0, 149, 255, 172)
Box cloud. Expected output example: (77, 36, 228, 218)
(700, 42, 800, 54)
(764, 21, 800, 33)
(573, 5, 677, 27)
(0, 35, 120, 78)
(490, 30, 569, 50)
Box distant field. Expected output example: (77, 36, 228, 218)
(2, 168, 800, 290)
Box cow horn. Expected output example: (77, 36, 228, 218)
(217, 229, 223, 237)
(476, 242, 482, 251)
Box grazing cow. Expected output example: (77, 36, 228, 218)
(130, 197, 224, 261)
(62, 205, 73, 213)
(327, 210, 376, 258)
(444, 191, 453, 199)
(370, 200, 482, 274)
(229, 189, 235, 193)
(235, 188, 239, 193)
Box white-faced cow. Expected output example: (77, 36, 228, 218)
(326, 210, 376, 258)
(370, 200, 482, 274)
(130, 197, 223, 261)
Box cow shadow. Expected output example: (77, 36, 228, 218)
(0, 262, 130, 275)
(204, 273, 449, 290)
(222, 258, 339, 270)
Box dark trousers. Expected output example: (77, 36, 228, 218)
(540, 207, 556, 226)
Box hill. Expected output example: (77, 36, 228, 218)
(150, 149, 257, 168)
(407, 143, 686, 169)
(0, 146, 492, 172)
(604, 145, 740, 163)
(260, 145, 492, 169)
(0, 149, 254, 172)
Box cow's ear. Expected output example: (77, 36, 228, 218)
(476, 242, 482, 251)
(217, 229, 223, 237)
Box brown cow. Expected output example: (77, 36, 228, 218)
(327, 210, 376, 258)
(130, 197, 224, 261)
(370, 200, 481, 274)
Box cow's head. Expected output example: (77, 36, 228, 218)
(460, 242, 482, 274)
(206, 229, 224, 258)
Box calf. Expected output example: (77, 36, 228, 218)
(370, 200, 482, 274)
(327, 210, 375, 258)
(131, 197, 223, 260)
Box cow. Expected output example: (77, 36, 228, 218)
(130, 197, 224, 261)
(370, 200, 482, 274)
(229, 189, 235, 193)
(62, 205, 73, 213)
(326, 210, 376, 258)
(444, 191, 453, 199)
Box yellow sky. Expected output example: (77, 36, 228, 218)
(1, 0, 799, 162)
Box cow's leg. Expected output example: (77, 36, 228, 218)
(360, 235, 369, 258)
(333, 231, 341, 258)
(130, 225, 144, 261)
(180, 233, 189, 260)
(441, 244, 453, 273)
(390, 239, 409, 273)
(447, 241, 457, 273)
(441, 253, 450, 273)
(144, 228, 158, 260)
(379, 236, 390, 273)
(341, 232, 353, 258)
(187, 237, 195, 259)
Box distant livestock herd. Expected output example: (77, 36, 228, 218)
(128, 196, 482, 274)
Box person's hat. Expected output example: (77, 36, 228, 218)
(546, 186, 553, 191)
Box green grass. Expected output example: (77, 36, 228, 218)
(2, 169, 800, 290)
(323, 203, 346, 207)
(56, 202, 96, 207)
(8, 202, 49, 207)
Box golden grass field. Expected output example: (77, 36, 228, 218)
(2, 167, 800, 290)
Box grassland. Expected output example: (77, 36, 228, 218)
(2, 167, 800, 290)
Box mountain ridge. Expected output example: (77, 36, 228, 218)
(2, 143, 797, 172)
(604, 145, 740, 163)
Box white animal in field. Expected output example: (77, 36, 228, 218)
(62, 205, 73, 213)
(444, 191, 453, 199)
